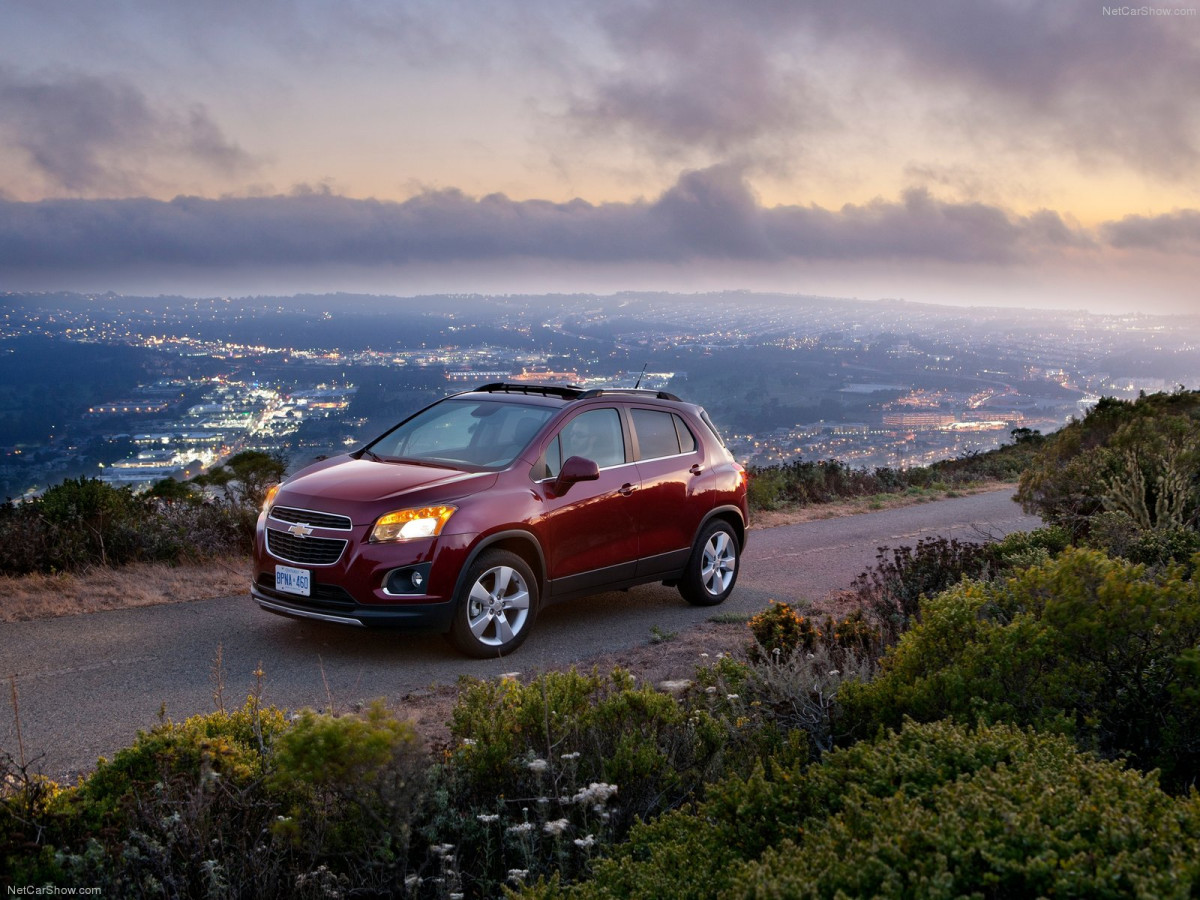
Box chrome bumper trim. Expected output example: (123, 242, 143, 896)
(255, 597, 366, 627)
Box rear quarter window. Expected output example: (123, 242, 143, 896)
(632, 408, 697, 459)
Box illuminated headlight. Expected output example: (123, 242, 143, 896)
(261, 484, 281, 513)
(370, 505, 457, 542)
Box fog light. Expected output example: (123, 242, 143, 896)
(384, 564, 432, 596)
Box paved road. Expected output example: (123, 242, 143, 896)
(0, 488, 1039, 781)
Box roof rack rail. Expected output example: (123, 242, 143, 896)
(576, 388, 682, 401)
(472, 382, 585, 399)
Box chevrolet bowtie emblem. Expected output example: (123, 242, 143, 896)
(287, 523, 315, 538)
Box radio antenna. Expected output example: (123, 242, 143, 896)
(633, 362, 648, 389)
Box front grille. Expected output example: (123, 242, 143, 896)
(266, 528, 347, 566)
(270, 506, 353, 531)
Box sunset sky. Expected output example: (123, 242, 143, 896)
(2, 0, 1199, 314)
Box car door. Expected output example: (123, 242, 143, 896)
(629, 407, 708, 577)
(532, 406, 641, 595)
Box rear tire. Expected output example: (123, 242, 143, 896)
(678, 520, 740, 606)
(448, 550, 538, 657)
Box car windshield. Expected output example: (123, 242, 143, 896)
(363, 398, 556, 471)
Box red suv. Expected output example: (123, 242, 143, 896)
(252, 383, 748, 657)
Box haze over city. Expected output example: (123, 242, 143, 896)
(2, 1, 1199, 314)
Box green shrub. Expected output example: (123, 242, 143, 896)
(66, 699, 288, 831)
(0, 478, 252, 576)
(268, 701, 427, 889)
(0, 478, 150, 573)
(746, 602, 824, 656)
(848, 527, 1070, 641)
(432, 667, 748, 895)
(524, 720, 1200, 900)
(3, 699, 432, 896)
(735, 723, 1200, 900)
(447, 669, 728, 831)
(849, 537, 995, 639)
(3, 698, 292, 891)
(839, 548, 1200, 790)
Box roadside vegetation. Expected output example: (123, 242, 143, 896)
(745, 426, 1042, 513)
(0, 451, 283, 577)
(0, 432, 1033, 580)
(6, 391, 1200, 896)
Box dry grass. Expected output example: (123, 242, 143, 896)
(0, 556, 251, 623)
(750, 480, 1015, 529)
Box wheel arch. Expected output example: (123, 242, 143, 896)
(695, 505, 747, 551)
(450, 529, 547, 610)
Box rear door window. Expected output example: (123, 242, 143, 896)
(631, 408, 680, 459)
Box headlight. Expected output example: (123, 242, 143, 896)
(261, 483, 281, 512)
(370, 505, 457, 542)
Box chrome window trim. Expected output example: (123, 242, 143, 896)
(632, 449, 700, 464)
(533, 458, 639, 485)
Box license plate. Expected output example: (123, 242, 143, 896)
(275, 565, 311, 597)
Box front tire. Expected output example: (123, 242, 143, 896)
(678, 520, 740, 606)
(449, 550, 538, 657)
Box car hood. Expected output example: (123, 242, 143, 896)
(275, 455, 498, 523)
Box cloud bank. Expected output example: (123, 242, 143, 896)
(567, 0, 1200, 179)
(0, 66, 256, 197)
(1, 166, 1179, 278)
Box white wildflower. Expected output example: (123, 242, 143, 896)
(543, 818, 570, 836)
(705, 686, 717, 694)
(506, 822, 534, 835)
(528, 757, 549, 774)
(561, 751, 581, 760)
(572, 782, 619, 806)
(461, 737, 476, 746)
(726, 693, 739, 701)
(574, 834, 596, 850)
(431, 843, 455, 856)
(828, 670, 840, 676)
(476, 813, 500, 824)
(508, 869, 529, 883)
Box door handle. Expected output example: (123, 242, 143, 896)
(689, 464, 705, 476)
(618, 482, 637, 496)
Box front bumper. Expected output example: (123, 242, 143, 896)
(251, 581, 456, 631)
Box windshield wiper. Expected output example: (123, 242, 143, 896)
(391, 457, 459, 470)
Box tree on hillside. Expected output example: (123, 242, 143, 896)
(192, 450, 285, 510)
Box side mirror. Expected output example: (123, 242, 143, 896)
(553, 455, 599, 496)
